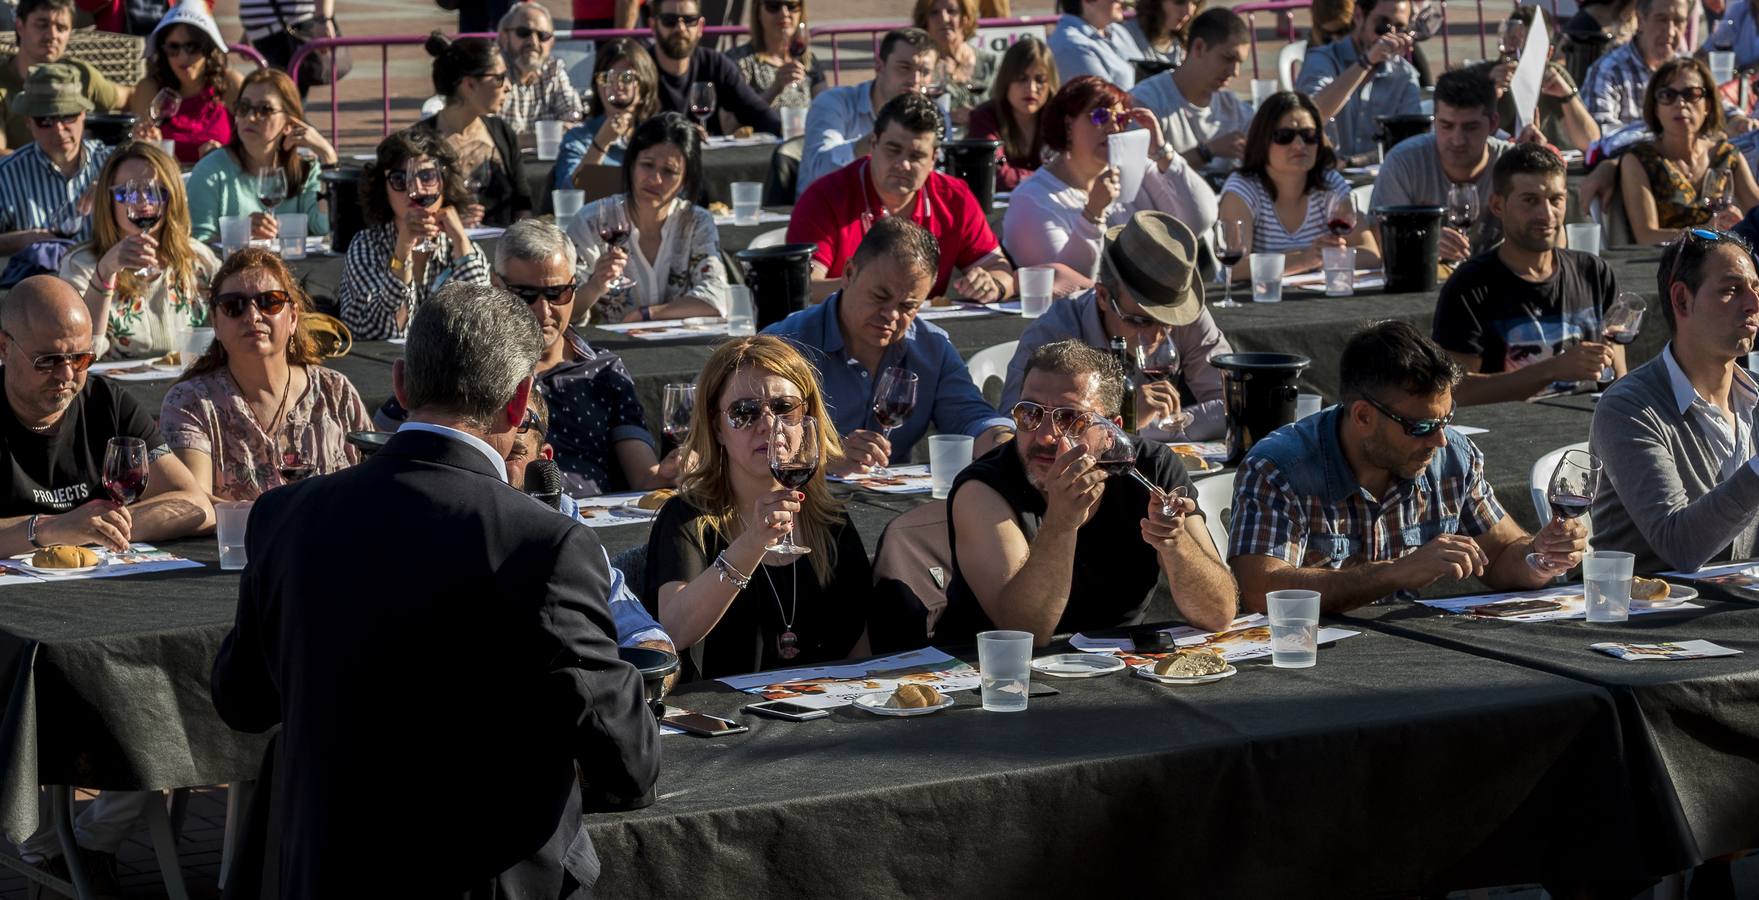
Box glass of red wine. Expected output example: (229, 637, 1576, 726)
(124, 179, 165, 279)
(1135, 336, 1193, 436)
(280, 419, 316, 484)
(870, 367, 918, 478)
(1526, 449, 1601, 574)
(1325, 190, 1358, 239)
(687, 82, 717, 131)
(103, 436, 149, 509)
(1598, 291, 1646, 386)
(1446, 182, 1478, 247)
(256, 166, 288, 217)
(1063, 413, 1164, 499)
(148, 87, 180, 126)
(1212, 218, 1248, 309)
(596, 196, 636, 292)
(789, 22, 810, 60)
(1699, 167, 1734, 218)
(766, 413, 819, 556)
(404, 158, 442, 255)
(661, 382, 696, 458)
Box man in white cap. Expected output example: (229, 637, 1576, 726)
(0, 0, 128, 152)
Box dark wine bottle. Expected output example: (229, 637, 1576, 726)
(1111, 335, 1136, 434)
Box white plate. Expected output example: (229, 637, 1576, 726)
(1133, 661, 1236, 685)
(611, 502, 660, 519)
(1631, 583, 1698, 608)
(1031, 653, 1125, 678)
(852, 692, 955, 716)
(9, 550, 108, 577)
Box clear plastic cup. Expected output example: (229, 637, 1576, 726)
(1266, 589, 1320, 668)
(1251, 79, 1279, 106)
(1295, 393, 1323, 420)
(552, 189, 585, 227)
(929, 434, 975, 499)
(216, 501, 253, 571)
(781, 106, 807, 139)
(1584, 551, 1634, 623)
(535, 120, 564, 160)
(1712, 50, 1737, 85)
(183, 327, 213, 362)
(1322, 245, 1355, 296)
(977, 630, 1033, 711)
(731, 181, 763, 225)
(726, 285, 756, 336)
(219, 215, 250, 258)
(157, 138, 176, 158)
(278, 212, 308, 260)
(1250, 252, 1285, 303)
(1019, 265, 1054, 318)
(1565, 222, 1601, 257)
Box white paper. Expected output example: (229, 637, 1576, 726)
(592, 318, 730, 341)
(1590, 639, 1742, 661)
(0, 544, 201, 585)
(1661, 561, 1759, 596)
(1509, 12, 1550, 135)
(711, 210, 791, 226)
(1107, 129, 1152, 207)
(827, 464, 933, 494)
(1454, 426, 1489, 436)
(570, 492, 659, 529)
(1419, 585, 1701, 622)
(716, 647, 980, 709)
(1069, 613, 1361, 661)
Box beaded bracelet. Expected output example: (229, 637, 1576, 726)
(714, 552, 752, 589)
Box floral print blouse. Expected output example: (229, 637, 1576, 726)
(1629, 139, 1740, 230)
(725, 43, 826, 110)
(59, 242, 221, 360)
(159, 365, 374, 501)
(565, 196, 730, 324)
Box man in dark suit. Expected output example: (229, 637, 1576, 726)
(211, 282, 659, 899)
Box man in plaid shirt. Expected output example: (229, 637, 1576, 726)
(1227, 321, 1588, 612)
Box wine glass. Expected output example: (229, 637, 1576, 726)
(1699, 167, 1734, 218)
(48, 199, 82, 240)
(148, 87, 181, 125)
(1446, 182, 1478, 255)
(1135, 336, 1193, 436)
(1325, 190, 1358, 239)
(1597, 291, 1646, 386)
(766, 413, 819, 556)
(921, 67, 949, 101)
(789, 22, 811, 60)
(404, 158, 442, 255)
(256, 166, 288, 215)
(869, 367, 918, 478)
(124, 179, 165, 279)
(280, 419, 316, 483)
(1410, 2, 1445, 41)
(661, 382, 696, 459)
(465, 159, 493, 196)
(1496, 16, 1526, 64)
(596, 196, 635, 292)
(1526, 449, 1601, 574)
(103, 437, 149, 509)
(1211, 218, 1249, 308)
(1063, 413, 1164, 499)
(687, 82, 716, 131)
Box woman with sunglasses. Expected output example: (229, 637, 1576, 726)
(188, 68, 338, 244)
(59, 142, 220, 360)
(1002, 75, 1217, 295)
(566, 113, 729, 324)
(641, 335, 871, 681)
(1217, 90, 1379, 279)
(913, 0, 996, 125)
(966, 38, 1056, 192)
(129, 5, 244, 164)
(338, 130, 490, 341)
(161, 248, 372, 502)
(1621, 57, 1759, 245)
(414, 33, 531, 229)
(556, 39, 661, 192)
(726, 0, 826, 118)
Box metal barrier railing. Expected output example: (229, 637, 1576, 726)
(1235, 0, 1495, 80)
(228, 43, 269, 68)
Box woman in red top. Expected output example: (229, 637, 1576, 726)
(964, 37, 1056, 192)
(130, 5, 243, 164)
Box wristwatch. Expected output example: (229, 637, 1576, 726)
(1195, 143, 1214, 164)
(26, 514, 43, 549)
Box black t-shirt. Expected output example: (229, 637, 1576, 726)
(0, 375, 166, 515)
(939, 440, 1199, 644)
(1433, 247, 1616, 373)
(649, 45, 783, 137)
(641, 494, 872, 681)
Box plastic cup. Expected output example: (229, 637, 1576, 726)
(929, 434, 975, 499)
(552, 189, 585, 226)
(278, 212, 308, 260)
(1019, 265, 1054, 318)
(1565, 222, 1601, 257)
(183, 327, 213, 362)
(1250, 252, 1285, 303)
(1266, 589, 1320, 668)
(1251, 79, 1279, 106)
(731, 181, 763, 225)
(1295, 392, 1323, 420)
(219, 215, 250, 257)
(977, 630, 1033, 711)
(157, 138, 176, 158)
(535, 120, 564, 160)
(216, 501, 253, 571)
(1321, 245, 1355, 296)
(726, 285, 756, 336)
(1583, 550, 1634, 623)
(781, 106, 807, 139)
(1712, 50, 1737, 85)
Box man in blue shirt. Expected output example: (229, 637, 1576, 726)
(1296, 0, 1423, 162)
(765, 217, 1012, 474)
(1047, 0, 1139, 89)
(797, 28, 936, 199)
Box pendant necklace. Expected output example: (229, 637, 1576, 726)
(761, 558, 800, 659)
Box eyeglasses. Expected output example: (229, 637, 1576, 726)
(1363, 395, 1455, 437)
(518, 407, 545, 436)
(109, 185, 166, 205)
(386, 167, 442, 193)
(722, 396, 805, 429)
(1088, 107, 1125, 128)
(473, 71, 509, 86)
(1663, 227, 1751, 295)
(509, 26, 554, 41)
(762, 0, 802, 11)
(0, 329, 95, 373)
(31, 114, 77, 128)
(598, 70, 641, 88)
(1656, 85, 1710, 105)
(1271, 126, 1320, 146)
(234, 101, 285, 121)
(160, 39, 204, 57)
(656, 12, 704, 27)
(1105, 291, 1163, 330)
(505, 281, 577, 307)
(213, 290, 292, 318)
(1008, 400, 1088, 435)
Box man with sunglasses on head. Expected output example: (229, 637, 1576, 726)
(940, 339, 1237, 647)
(0, 63, 113, 260)
(1590, 229, 1759, 573)
(798, 28, 937, 198)
(648, 0, 780, 138)
(1000, 211, 1231, 440)
(1297, 0, 1423, 163)
(0, 0, 128, 153)
(766, 217, 1011, 476)
(1230, 321, 1587, 613)
(497, 2, 583, 135)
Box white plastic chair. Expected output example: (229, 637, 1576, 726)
(966, 340, 1018, 400)
(1277, 42, 1305, 92)
(1351, 182, 1373, 214)
(1192, 471, 1236, 562)
(1530, 441, 1590, 528)
(747, 227, 789, 250)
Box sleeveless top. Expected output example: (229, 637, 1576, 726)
(1629, 139, 1740, 230)
(1220, 168, 1352, 254)
(162, 87, 232, 165)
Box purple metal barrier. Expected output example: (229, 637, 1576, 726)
(228, 43, 269, 68)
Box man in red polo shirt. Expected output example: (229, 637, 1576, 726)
(788, 92, 1015, 303)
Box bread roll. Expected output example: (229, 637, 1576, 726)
(32, 544, 99, 569)
(886, 684, 943, 709)
(636, 489, 676, 511)
(1630, 576, 1670, 602)
(1153, 650, 1228, 677)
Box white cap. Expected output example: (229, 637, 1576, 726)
(145, 3, 229, 60)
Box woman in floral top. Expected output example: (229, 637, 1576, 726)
(162, 248, 373, 502)
(60, 142, 221, 360)
(565, 113, 731, 325)
(725, 0, 826, 115)
(1620, 57, 1759, 244)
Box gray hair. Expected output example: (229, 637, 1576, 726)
(1022, 339, 1125, 417)
(495, 218, 578, 274)
(498, 1, 552, 31)
(404, 283, 544, 427)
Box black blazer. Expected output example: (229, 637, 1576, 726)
(212, 428, 659, 900)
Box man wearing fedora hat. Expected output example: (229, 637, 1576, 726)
(0, 0, 128, 152)
(1000, 211, 1234, 441)
(0, 61, 112, 255)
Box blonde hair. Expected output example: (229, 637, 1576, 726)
(680, 336, 846, 584)
(749, 0, 810, 50)
(87, 142, 203, 313)
(913, 0, 980, 41)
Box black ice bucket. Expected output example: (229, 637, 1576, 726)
(1376, 114, 1433, 157)
(940, 138, 1002, 210)
(736, 243, 815, 329)
(1214, 353, 1311, 464)
(1133, 59, 1178, 83)
(85, 112, 136, 146)
(319, 165, 366, 254)
(618, 645, 679, 717)
(1375, 204, 1445, 293)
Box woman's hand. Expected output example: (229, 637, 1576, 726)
(586, 246, 630, 296)
(596, 111, 633, 146)
(280, 117, 337, 163)
(96, 232, 158, 283)
(1084, 166, 1120, 223)
(1122, 107, 1170, 170)
(131, 122, 163, 143)
(459, 203, 486, 228)
(437, 206, 471, 251)
(249, 212, 279, 240)
(196, 140, 222, 160)
(735, 487, 802, 552)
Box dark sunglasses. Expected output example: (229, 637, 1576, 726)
(160, 39, 205, 57)
(473, 71, 509, 86)
(1088, 107, 1125, 128)
(723, 396, 805, 429)
(510, 25, 554, 41)
(234, 101, 285, 121)
(518, 407, 545, 436)
(762, 0, 802, 11)
(386, 167, 443, 193)
(31, 114, 77, 128)
(1009, 400, 1088, 435)
(0, 329, 95, 373)
(1656, 85, 1709, 105)
(213, 290, 292, 318)
(656, 12, 704, 27)
(506, 281, 577, 307)
(1106, 292, 1163, 329)
(1271, 127, 1320, 146)
(110, 186, 165, 205)
(1363, 395, 1455, 437)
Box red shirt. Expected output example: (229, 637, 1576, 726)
(786, 157, 1000, 298)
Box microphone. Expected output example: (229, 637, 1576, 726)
(525, 459, 564, 510)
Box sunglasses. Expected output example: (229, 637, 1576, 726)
(213, 290, 292, 318)
(109, 186, 166, 205)
(0, 329, 95, 373)
(598, 70, 641, 87)
(1271, 127, 1320, 146)
(31, 114, 77, 128)
(1363, 395, 1455, 437)
(234, 101, 285, 121)
(506, 281, 577, 307)
(1088, 107, 1125, 128)
(723, 396, 805, 429)
(1656, 85, 1709, 105)
(1663, 227, 1752, 295)
(386, 167, 443, 193)
(1106, 292, 1163, 329)
(473, 71, 509, 86)
(762, 0, 802, 10)
(518, 407, 545, 436)
(1009, 400, 1088, 435)
(510, 25, 554, 41)
(160, 39, 205, 57)
(656, 12, 704, 27)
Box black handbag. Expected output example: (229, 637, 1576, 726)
(267, 0, 353, 85)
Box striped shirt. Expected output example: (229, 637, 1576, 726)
(1227, 405, 1506, 602)
(499, 57, 584, 136)
(1220, 169, 1351, 255)
(336, 223, 492, 341)
(240, 0, 315, 41)
(0, 140, 111, 242)
(1582, 40, 1745, 129)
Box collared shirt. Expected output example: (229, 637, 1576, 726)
(1582, 42, 1653, 129)
(1130, 71, 1254, 172)
(337, 223, 492, 341)
(1228, 405, 1506, 601)
(537, 327, 655, 497)
(1370, 132, 1511, 246)
(1661, 342, 1759, 481)
(0, 57, 121, 149)
(1294, 38, 1423, 159)
(588, 542, 671, 647)
(1047, 14, 1138, 89)
(763, 291, 1011, 463)
(500, 56, 584, 135)
(0, 139, 110, 241)
(398, 421, 509, 483)
(997, 289, 1232, 440)
(1706, 0, 1759, 69)
(797, 79, 876, 199)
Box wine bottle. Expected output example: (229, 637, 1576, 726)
(1111, 336, 1137, 434)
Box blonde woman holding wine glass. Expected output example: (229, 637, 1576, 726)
(726, 0, 826, 114)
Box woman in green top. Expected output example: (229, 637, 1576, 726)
(187, 68, 337, 244)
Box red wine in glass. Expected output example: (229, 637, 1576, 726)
(1138, 366, 1173, 383)
(102, 437, 149, 507)
(128, 212, 161, 232)
(789, 29, 809, 59)
(279, 462, 316, 482)
(1447, 208, 1474, 229)
(660, 427, 687, 459)
(1602, 326, 1637, 346)
(1326, 217, 1354, 237)
(770, 463, 816, 490)
(410, 193, 439, 210)
(598, 221, 629, 247)
(104, 472, 146, 505)
(1549, 493, 1593, 520)
(258, 190, 285, 211)
(1218, 249, 1244, 268)
(872, 399, 913, 431)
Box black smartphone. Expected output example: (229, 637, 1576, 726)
(743, 700, 830, 721)
(1468, 599, 1565, 618)
(1028, 684, 1060, 698)
(663, 709, 750, 737)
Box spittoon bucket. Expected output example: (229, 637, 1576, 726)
(1133, 58, 1178, 83)
(320, 165, 366, 254)
(940, 139, 1002, 211)
(1213, 353, 1311, 464)
(1376, 114, 1433, 157)
(1375, 204, 1445, 293)
(736, 243, 815, 329)
(618, 645, 680, 717)
(84, 112, 136, 146)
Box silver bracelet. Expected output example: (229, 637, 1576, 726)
(714, 552, 752, 589)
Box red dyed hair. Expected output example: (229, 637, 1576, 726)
(1039, 75, 1132, 154)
